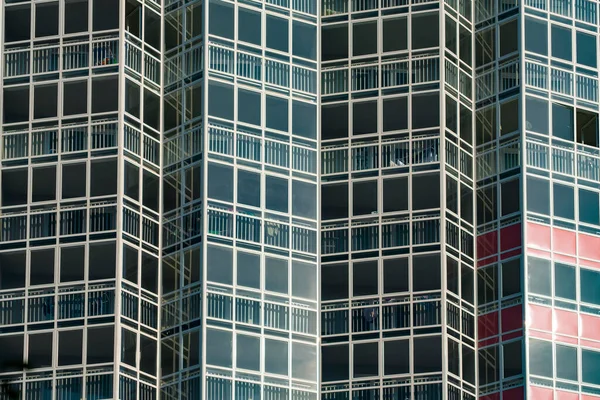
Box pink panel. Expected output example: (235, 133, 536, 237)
(501, 223, 522, 252)
(580, 258, 600, 271)
(579, 233, 600, 260)
(526, 222, 551, 251)
(527, 304, 552, 332)
(554, 309, 579, 336)
(528, 248, 552, 259)
(580, 339, 600, 350)
(478, 231, 498, 260)
(502, 305, 523, 333)
(529, 386, 554, 400)
(582, 395, 600, 400)
(553, 253, 577, 265)
(503, 387, 524, 400)
(479, 311, 499, 339)
(556, 391, 579, 400)
(580, 314, 600, 341)
(555, 334, 578, 345)
(530, 330, 553, 340)
(553, 227, 577, 255)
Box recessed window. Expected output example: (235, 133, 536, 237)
(322, 183, 348, 220)
(322, 24, 348, 61)
(553, 183, 574, 220)
(383, 257, 408, 294)
(353, 180, 377, 215)
(353, 21, 377, 56)
(353, 342, 378, 378)
(383, 177, 408, 213)
(293, 21, 316, 60)
(555, 263, 576, 301)
(552, 103, 574, 140)
(383, 97, 408, 132)
(577, 31, 597, 68)
(65, 0, 88, 34)
(266, 15, 289, 53)
(503, 340, 523, 378)
(353, 260, 378, 296)
(525, 17, 548, 56)
(237, 251, 260, 289)
(35, 2, 59, 37)
(32, 166, 57, 202)
(92, 0, 118, 31)
(30, 249, 55, 286)
(265, 257, 288, 294)
(499, 19, 518, 57)
(414, 336, 442, 373)
(89, 242, 116, 280)
(322, 263, 348, 301)
(412, 173, 440, 210)
(207, 245, 233, 285)
(238, 7, 261, 45)
(383, 17, 407, 52)
(3, 87, 30, 124)
(322, 103, 348, 140)
(2, 168, 28, 206)
(5, 5, 31, 42)
(412, 92, 440, 129)
(551, 24, 572, 61)
(577, 109, 598, 147)
(413, 253, 441, 292)
(412, 12, 439, 49)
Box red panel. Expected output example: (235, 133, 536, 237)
(502, 331, 523, 341)
(502, 305, 523, 332)
(480, 394, 500, 400)
(501, 223, 522, 252)
(554, 309, 579, 336)
(555, 334, 578, 345)
(526, 222, 551, 251)
(479, 337, 500, 347)
(579, 233, 600, 261)
(478, 256, 498, 268)
(581, 314, 600, 341)
(479, 311, 499, 339)
(553, 227, 577, 256)
(500, 248, 522, 260)
(556, 391, 579, 400)
(527, 304, 552, 332)
(478, 231, 498, 260)
(530, 386, 554, 400)
(503, 387, 524, 400)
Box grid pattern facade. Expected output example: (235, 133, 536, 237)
(2, 0, 600, 399)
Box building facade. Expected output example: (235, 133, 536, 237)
(1, 0, 600, 399)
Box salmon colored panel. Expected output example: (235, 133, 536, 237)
(526, 223, 551, 251)
(503, 387, 524, 400)
(579, 233, 600, 260)
(500, 249, 522, 260)
(553, 253, 577, 265)
(556, 391, 579, 400)
(479, 311, 499, 339)
(582, 394, 600, 400)
(554, 309, 579, 336)
(527, 248, 552, 260)
(529, 386, 554, 400)
(502, 304, 523, 332)
(478, 231, 498, 260)
(501, 223, 522, 252)
(580, 339, 600, 350)
(579, 258, 600, 271)
(527, 304, 552, 332)
(480, 394, 500, 400)
(530, 330, 553, 340)
(553, 228, 577, 255)
(555, 334, 578, 345)
(581, 314, 600, 341)
(502, 331, 523, 341)
(478, 256, 498, 268)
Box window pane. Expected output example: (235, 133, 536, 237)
(527, 257, 551, 296)
(582, 349, 600, 385)
(555, 263, 576, 301)
(556, 345, 578, 381)
(525, 17, 548, 55)
(581, 268, 600, 305)
(529, 339, 553, 377)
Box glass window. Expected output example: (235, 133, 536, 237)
(500, 98, 519, 136)
(237, 251, 260, 289)
(65, 0, 88, 34)
(577, 31, 597, 68)
(353, 180, 377, 215)
(353, 21, 377, 56)
(412, 173, 440, 210)
(209, 0, 234, 39)
(555, 263, 576, 301)
(581, 268, 600, 305)
(499, 19, 518, 57)
(383, 97, 408, 132)
(354, 342, 378, 378)
(579, 188, 599, 224)
(384, 340, 409, 375)
(383, 17, 407, 52)
(292, 100, 316, 139)
(265, 257, 288, 294)
(478, 266, 497, 305)
(501, 179, 519, 216)
(582, 349, 600, 385)
(353, 260, 378, 296)
(553, 183, 574, 220)
(526, 96, 549, 134)
(446, 16, 457, 54)
(293, 21, 316, 60)
(236, 334, 260, 371)
(206, 328, 232, 367)
(321, 24, 348, 61)
(527, 257, 551, 296)
(58, 330, 83, 365)
(238, 170, 261, 207)
(414, 336, 442, 373)
(459, 25, 471, 65)
(208, 163, 233, 202)
(322, 263, 349, 301)
(266, 96, 289, 132)
(322, 103, 348, 140)
(412, 12, 439, 49)
(503, 340, 522, 378)
(322, 183, 348, 220)
(292, 180, 316, 219)
(526, 176, 550, 215)
(551, 25, 572, 61)
(412, 93, 440, 129)
(383, 177, 408, 213)
(292, 261, 316, 300)
(265, 339, 288, 375)
(292, 343, 317, 381)
(525, 17, 548, 56)
(238, 7, 261, 45)
(322, 344, 349, 381)
(353, 101, 377, 135)
(266, 176, 288, 213)
(207, 245, 233, 285)
(413, 253, 441, 292)
(529, 339, 552, 377)
(552, 103, 574, 140)
(557, 345, 578, 381)
(383, 257, 409, 293)
(0, 252, 26, 289)
(208, 81, 234, 120)
(266, 15, 289, 53)
(238, 89, 261, 126)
